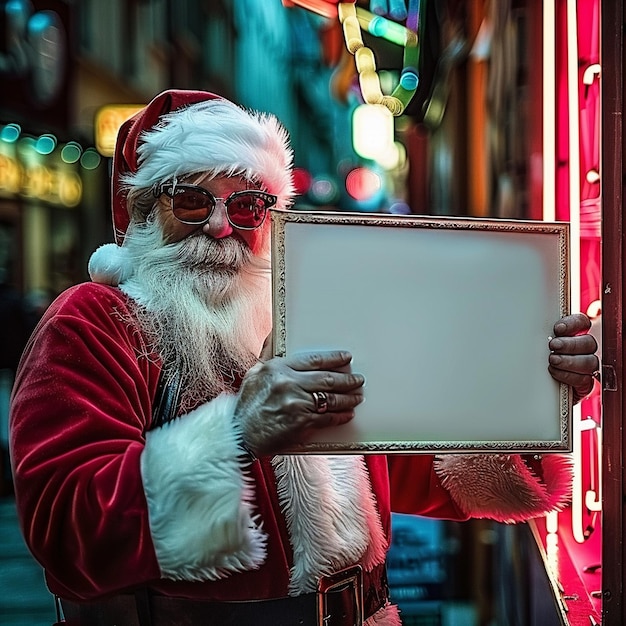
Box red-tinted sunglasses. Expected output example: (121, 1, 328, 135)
(154, 181, 277, 230)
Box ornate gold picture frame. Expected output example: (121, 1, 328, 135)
(271, 209, 571, 454)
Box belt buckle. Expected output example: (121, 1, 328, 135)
(316, 564, 363, 626)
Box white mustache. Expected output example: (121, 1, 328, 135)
(177, 233, 252, 270)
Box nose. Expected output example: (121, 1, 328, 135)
(202, 199, 233, 239)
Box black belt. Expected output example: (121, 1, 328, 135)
(60, 563, 389, 626)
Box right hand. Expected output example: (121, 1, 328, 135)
(234, 350, 365, 457)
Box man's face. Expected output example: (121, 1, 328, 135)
(154, 173, 271, 256)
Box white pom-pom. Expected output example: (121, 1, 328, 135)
(88, 243, 134, 286)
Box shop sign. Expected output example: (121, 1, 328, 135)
(95, 105, 144, 157)
(0, 149, 82, 207)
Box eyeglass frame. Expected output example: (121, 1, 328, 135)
(152, 180, 277, 230)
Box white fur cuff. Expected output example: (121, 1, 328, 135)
(140, 393, 267, 580)
(366, 603, 402, 625)
(434, 453, 573, 523)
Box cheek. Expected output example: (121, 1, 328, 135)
(239, 221, 271, 255)
(160, 212, 198, 243)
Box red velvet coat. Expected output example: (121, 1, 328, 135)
(9, 282, 572, 606)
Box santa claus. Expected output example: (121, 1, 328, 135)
(9, 90, 599, 625)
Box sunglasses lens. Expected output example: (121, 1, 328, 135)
(170, 187, 213, 223)
(226, 194, 269, 229)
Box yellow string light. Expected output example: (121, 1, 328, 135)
(338, 1, 356, 21)
(342, 15, 364, 53)
(381, 95, 404, 116)
(338, 1, 419, 116)
(359, 70, 385, 104)
(355, 47, 376, 73)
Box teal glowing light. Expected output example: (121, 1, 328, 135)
(80, 148, 102, 170)
(35, 134, 57, 155)
(61, 142, 82, 163)
(29, 11, 54, 34)
(399, 68, 418, 90)
(1, 124, 21, 142)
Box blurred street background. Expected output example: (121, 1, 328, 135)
(0, 496, 56, 625)
(0, 1, 603, 624)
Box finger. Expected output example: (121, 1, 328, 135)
(553, 313, 591, 337)
(548, 365, 592, 387)
(549, 333, 598, 356)
(548, 366, 594, 397)
(285, 350, 354, 372)
(310, 408, 358, 430)
(286, 399, 358, 432)
(302, 370, 366, 393)
(308, 390, 364, 414)
(549, 353, 599, 376)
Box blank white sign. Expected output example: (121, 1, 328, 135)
(271, 210, 570, 454)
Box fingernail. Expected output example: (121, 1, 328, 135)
(550, 338, 564, 351)
(555, 323, 567, 334)
(549, 354, 562, 365)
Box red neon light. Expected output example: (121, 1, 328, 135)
(292, 167, 313, 195)
(345, 167, 381, 201)
(281, 0, 350, 20)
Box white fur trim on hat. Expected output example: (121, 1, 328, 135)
(121, 99, 295, 209)
(88, 243, 134, 286)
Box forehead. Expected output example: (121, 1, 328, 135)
(184, 172, 261, 190)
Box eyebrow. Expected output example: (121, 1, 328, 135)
(184, 173, 262, 190)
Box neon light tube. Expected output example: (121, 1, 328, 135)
(355, 7, 418, 47)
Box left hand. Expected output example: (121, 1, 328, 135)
(548, 313, 600, 403)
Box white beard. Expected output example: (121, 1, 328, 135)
(119, 219, 272, 411)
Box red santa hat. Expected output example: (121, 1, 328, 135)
(89, 89, 294, 284)
(112, 89, 294, 244)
